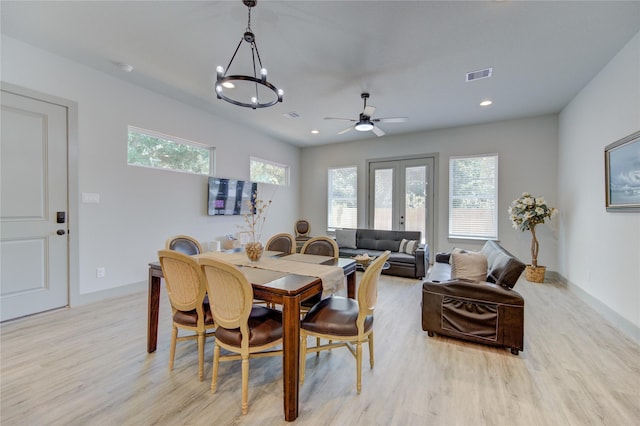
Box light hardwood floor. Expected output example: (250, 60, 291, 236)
(1, 273, 639, 425)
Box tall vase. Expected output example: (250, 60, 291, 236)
(245, 241, 264, 262)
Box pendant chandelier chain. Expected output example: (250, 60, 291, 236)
(215, 0, 283, 109)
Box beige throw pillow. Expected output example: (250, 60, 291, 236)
(451, 251, 488, 282)
(399, 239, 418, 255)
(449, 247, 469, 264)
(335, 229, 357, 249)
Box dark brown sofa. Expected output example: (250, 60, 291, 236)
(421, 240, 526, 354)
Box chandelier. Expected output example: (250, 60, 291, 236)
(215, 0, 283, 109)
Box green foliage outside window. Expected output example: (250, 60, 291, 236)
(250, 158, 288, 186)
(450, 156, 496, 209)
(127, 127, 212, 175)
(328, 166, 358, 229)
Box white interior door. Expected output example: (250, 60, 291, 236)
(368, 157, 434, 248)
(1, 90, 69, 321)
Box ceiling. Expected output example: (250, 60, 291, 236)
(2, 1, 640, 147)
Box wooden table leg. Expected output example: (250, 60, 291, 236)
(147, 269, 161, 353)
(281, 293, 301, 421)
(347, 270, 356, 299)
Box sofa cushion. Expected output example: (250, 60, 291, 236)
(451, 251, 488, 282)
(480, 240, 526, 288)
(387, 251, 415, 264)
(335, 229, 357, 249)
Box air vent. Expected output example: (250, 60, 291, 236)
(466, 67, 493, 82)
(283, 112, 300, 119)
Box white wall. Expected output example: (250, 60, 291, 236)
(300, 114, 559, 270)
(558, 30, 640, 337)
(1, 36, 301, 304)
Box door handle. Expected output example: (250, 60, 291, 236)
(56, 229, 66, 235)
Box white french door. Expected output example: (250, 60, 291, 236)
(1, 89, 69, 321)
(368, 157, 434, 249)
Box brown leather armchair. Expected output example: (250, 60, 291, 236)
(421, 240, 526, 354)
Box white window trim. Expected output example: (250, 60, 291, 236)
(327, 165, 358, 232)
(250, 156, 290, 186)
(448, 153, 499, 240)
(127, 125, 215, 176)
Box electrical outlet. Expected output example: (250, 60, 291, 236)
(96, 267, 106, 278)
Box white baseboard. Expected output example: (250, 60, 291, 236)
(556, 272, 640, 344)
(71, 280, 147, 307)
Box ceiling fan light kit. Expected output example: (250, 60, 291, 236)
(355, 121, 374, 132)
(325, 92, 408, 137)
(215, 0, 283, 109)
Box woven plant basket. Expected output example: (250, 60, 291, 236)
(525, 265, 546, 283)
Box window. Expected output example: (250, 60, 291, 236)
(127, 126, 213, 175)
(449, 154, 498, 239)
(328, 166, 358, 231)
(250, 157, 289, 186)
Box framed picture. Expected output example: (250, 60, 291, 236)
(605, 130, 640, 211)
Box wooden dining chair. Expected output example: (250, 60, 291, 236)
(165, 234, 203, 256)
(199, 257, 284, 415)
(294, 219, 311, 252)
(265, 233, 295, 254)
(157, 250, 216, 381)
(299, 250, 390, 394)
(299, 236, 340, 314)
(300, 236, 339, 258)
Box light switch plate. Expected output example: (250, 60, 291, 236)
(82, 193, 100, 203)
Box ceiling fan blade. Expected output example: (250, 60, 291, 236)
(324, 117, 356, 122)
(371, 125, 385, 137)
(363, 105, 376, 118)
(376, 117, 408, 123)
(338, 126, 353, 135)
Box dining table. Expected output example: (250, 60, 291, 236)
(147, 250, 356, 422)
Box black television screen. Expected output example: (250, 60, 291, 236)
(208, 177, 257, 216)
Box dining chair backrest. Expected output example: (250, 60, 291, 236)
(357, 250, 390, 330)
(158, 249, 208, 314)
(265, 233, 295, 254)
(300, 236, 339, 258)
(165, 235, 203, 256)
(199, 257, 253, 347)
(294, 220, 311, 238)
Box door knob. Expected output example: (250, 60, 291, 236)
(56, 229, 66, 235)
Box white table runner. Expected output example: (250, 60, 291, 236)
(199, 251, 345, 297)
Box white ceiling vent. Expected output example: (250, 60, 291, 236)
(283, 112, 300, 119)
(466, 67, 493, 82)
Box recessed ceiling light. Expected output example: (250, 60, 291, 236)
(221, 81, 235, 89)
(480, 100, 493, 107)
(311, 130, 319, 134)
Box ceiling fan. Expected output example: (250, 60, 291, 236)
(324, 93, 408, 137)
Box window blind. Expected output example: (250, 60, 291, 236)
(449, 154, 498, 239)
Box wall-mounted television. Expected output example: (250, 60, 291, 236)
(208, 177, 257, 216)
